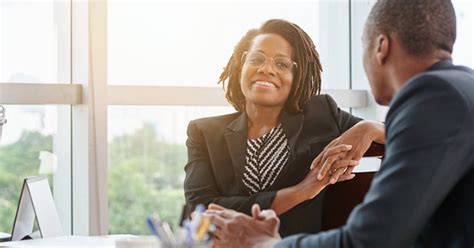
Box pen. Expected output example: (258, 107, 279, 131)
(150, 214, 174, 248)
(190, 204, 205, 235)
(146, 216, 161, 241)
(195, 215, 210, 241)
(183, 220, 193, 246)
(161, 221, 176, 246)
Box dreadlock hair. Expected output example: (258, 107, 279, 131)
(366, 0, 456, 57)
(218, 19, 323, 114)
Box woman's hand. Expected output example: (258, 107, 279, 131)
(311, 121, 385, 183)
(295, 146, 358, 200)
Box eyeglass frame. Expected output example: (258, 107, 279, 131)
(241, 50, 298, 73)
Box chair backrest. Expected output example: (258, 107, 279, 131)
(321, 142, 384, 230)
(322, 172, 375, 230)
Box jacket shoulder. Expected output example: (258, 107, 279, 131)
(390, 67, 474, 114)
(190, 112, 241, 131)
(302, 94, 337, 117)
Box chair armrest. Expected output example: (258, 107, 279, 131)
(363, 142, 384, 157)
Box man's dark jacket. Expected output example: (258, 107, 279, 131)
(278, 60, 474, 247)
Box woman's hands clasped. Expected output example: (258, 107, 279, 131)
(310, 121, 385, 184)
(297, 145, 359, 199)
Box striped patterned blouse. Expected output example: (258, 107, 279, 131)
(243, 123, 290, 195)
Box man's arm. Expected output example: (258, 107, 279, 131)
(277, 78, 470, 248)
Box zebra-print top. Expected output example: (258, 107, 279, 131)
(242, 123, 290, 195)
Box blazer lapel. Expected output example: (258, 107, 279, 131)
(224, 112, 248, 193)
(273, 110, 304, 185)
(224, 110, 305, 193)
(280, 110, 304, 157)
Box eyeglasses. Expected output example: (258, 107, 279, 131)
(242, 51, 297, 74)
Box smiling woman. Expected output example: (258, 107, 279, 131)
(183, 19, 384, 238)
(105, 0, 364, 236)
(239, 33, 295, 119)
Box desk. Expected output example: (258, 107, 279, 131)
(0, 235, 133, 248)
(0, 233, 10, 243)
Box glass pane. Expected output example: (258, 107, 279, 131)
(0, 105, 71, 234)
(452, 0, 474, 68)
(0, 1, 70, 84)
(108, 1, 347, 87)
(108, 106, 234, 235)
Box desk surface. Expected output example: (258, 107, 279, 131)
(0, 235, 133, 248)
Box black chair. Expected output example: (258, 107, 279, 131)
(322, 142, 384, 230)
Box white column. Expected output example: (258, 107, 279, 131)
(72, 0, 108, 236)
(87, 0, 108, 235)
(53, 0, 72, 235)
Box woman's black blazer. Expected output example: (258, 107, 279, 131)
(184, 94, 361, 237)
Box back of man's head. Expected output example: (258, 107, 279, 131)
(366, 0, 456, 57)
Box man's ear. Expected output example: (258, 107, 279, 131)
(375, 34, 390, 65)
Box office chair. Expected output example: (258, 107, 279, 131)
(322, 142, 384, 230)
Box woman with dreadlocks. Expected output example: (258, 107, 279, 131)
(184, 19, 384, 237)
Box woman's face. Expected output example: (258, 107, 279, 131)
(240, 33, 294, 110)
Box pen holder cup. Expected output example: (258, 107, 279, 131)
(116, 236, 211, 248)
(176, 241, 211, 248)
(115, 236, 161, 248)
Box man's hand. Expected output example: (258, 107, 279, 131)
(206, 204, 281, 248)
(311, 121, 384, 183)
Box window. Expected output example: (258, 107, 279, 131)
(0, 0, 72, 234)
(0, 1, 70, 84)
(108, 1, 317, 86)
(0, 105, 71, 234)
(452, 0, 474, 68)
(108, 106, 233, 234)
(108, 0, 351, 89)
